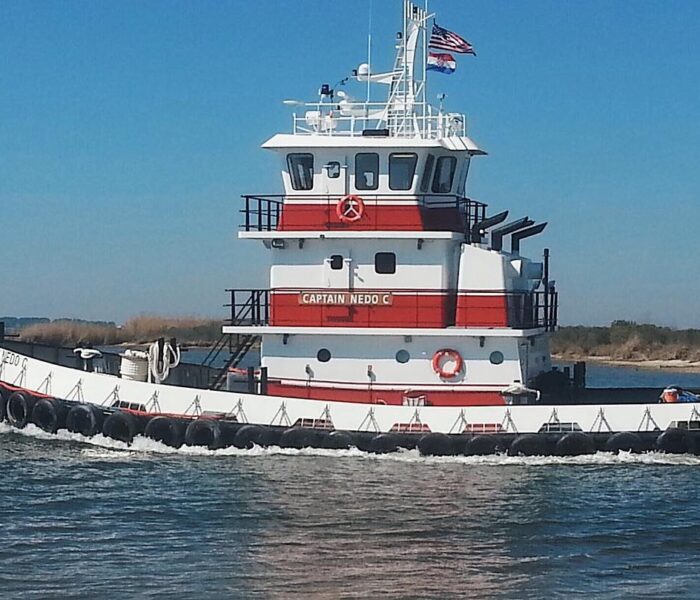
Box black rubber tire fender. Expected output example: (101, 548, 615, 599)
(0, 387, 9, 423)
(103, 411, 138, 444)
(656, 428, 692, 454)
(279, 427, 328, 449)
(418, 432, 456, 456)
(6, 391, 37, 429)
(556, 432, 596, 456)
(31, 398, 67, 434)
(464, 435, 498, 456)
(324, 430, 353, 450)
(369, 433, 402, 454)
(184, 418, 222, 449)
(233, 424, 275, 449)
(144, 416, 184, 448)
(605, 431, 644, 454)
(508, 434, 549, 457)
(66, 403, 104, 437)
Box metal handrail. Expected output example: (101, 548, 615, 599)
(240, 194, 487, 239)
(289, 100, 467, 139)
(223, 288, 558, 330)
(225, 289, 270, 326)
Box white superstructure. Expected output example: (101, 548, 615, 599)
(227, 1, 554, 407)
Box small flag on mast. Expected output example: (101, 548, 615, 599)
(429, 23, 476, 55)
(427, 52, 456, 74)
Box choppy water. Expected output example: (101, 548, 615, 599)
(2, 422, 700, 599)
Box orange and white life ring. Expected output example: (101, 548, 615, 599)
(336, 194, 365, 223)
(432, 349, 463, 379)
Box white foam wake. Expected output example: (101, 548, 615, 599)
(2, 421, 700, 466)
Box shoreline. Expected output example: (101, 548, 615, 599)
(553, 355, 700, 373)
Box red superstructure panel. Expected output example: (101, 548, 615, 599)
(454, 294, 509, 327)
(270, 292, 456, 328)
(278, 204, 463, 232)
(267, 382, 505, 407)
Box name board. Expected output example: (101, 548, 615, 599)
(298, 292, 393, 306)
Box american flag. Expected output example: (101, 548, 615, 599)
(429, 23, 476, 55)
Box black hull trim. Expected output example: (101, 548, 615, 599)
(2, 391, 700, 456)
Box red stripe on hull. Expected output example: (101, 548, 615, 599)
(270, 292, 456, 328)
(278, 204, 463, 232)
(267, 382, 505, 407)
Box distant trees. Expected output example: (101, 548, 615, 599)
(553, 321, 700, 361)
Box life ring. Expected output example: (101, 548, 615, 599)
(336, 195, 365, 223)
(432, 349, 463, 379)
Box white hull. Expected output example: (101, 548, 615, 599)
(2, 348, 698, 436)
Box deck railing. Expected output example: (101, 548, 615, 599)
(225, 289, 270, 326)
(240, 194, 487, 239)
(224, 288, 558, 330)
(517, 289, 558, 331)
(289, 101, 467, 140)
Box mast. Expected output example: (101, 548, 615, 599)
(422, 0, 429, 130)
(387, 0, 428, 137)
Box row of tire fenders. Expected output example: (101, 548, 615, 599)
(1, 383, 699, 455)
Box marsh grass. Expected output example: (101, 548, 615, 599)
(19, 316, 221, 346)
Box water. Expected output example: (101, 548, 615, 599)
(3, 363, 700, 598)
(2, 420, 700, 599)
(580, 362, 700, 389)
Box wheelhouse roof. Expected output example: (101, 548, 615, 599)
(262, 134, 486, 155)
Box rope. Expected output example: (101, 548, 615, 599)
(148, 340, 181, 384)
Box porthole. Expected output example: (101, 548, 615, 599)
(317, 348, 331, 363)
(489, 351, 504, 365)
(395, 349, 410, 364)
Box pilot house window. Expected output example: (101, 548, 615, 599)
(355, 153, 379, 190)
(420, 154, 435, 193)
(287, 153, 314, 190)
(431, 156, 457, 194)
(389, 153, 418, 190)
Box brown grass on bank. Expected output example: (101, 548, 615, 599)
(18, 316, 222, 347)
(19, 321, 121, 346)
(120, 316, 221, 345)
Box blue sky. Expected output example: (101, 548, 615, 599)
(1, 0, 699, 326)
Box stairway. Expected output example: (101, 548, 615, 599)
(207, 334, 258, 390)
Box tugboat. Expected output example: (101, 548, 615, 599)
(2, 1, 699, 456)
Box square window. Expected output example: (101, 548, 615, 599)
(375, 252, 396, 274)
(389, 153, 417, 190)
(325, 162, 341, 178)
(420, 154, 435, 193)
(431, 156, 457, 194)
(287, 153, 314, 190)
(329, 255, 343, 270)
(355, 153, 379, 190)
